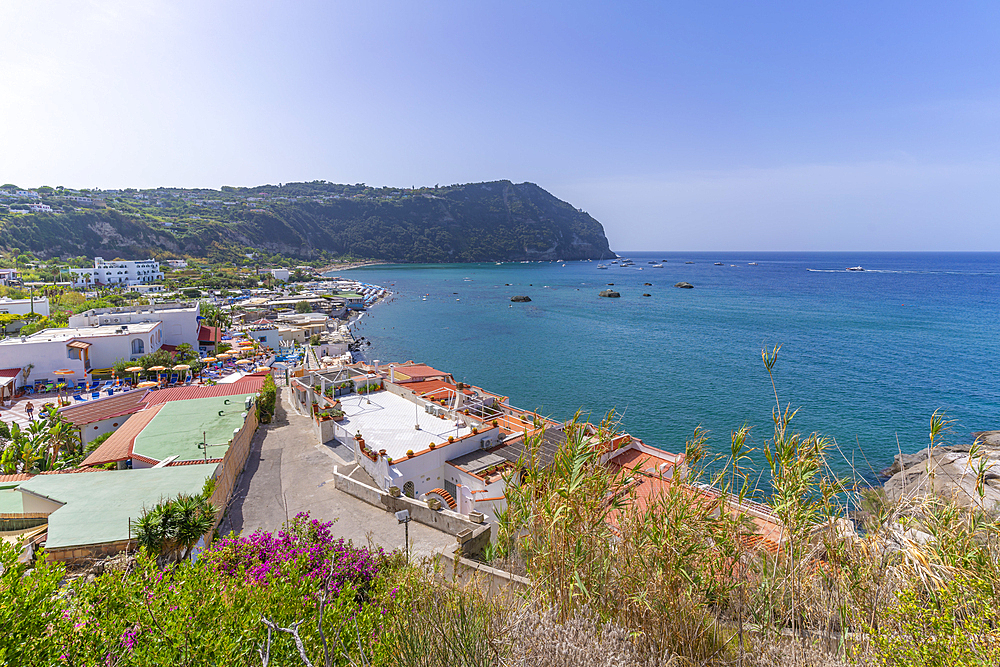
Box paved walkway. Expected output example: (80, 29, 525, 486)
(219, 387, 456, 559)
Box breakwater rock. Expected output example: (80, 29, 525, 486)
(883, 431, 1000, 512)
(674, 282, 694, 289)
(510, 295, 532, 302)
(599, 290, 620, 298)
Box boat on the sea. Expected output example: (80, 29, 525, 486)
(651, 263, 663, 268)
(597, 264, 608, 269)
(714, 262, 724, 266)
(846, 266, 864, 272)
(748, 262, 758, 266)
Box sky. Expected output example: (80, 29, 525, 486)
(1, 1, 998, 251)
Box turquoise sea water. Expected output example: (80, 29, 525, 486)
(336, 252, 999, 477)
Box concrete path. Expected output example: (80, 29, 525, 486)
(218, 387, 456, 559)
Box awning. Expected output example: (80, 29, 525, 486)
(67, 340, 92, 350)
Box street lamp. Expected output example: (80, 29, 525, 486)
(395, 509, 411, 564)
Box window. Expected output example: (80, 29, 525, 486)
(131, 338, 144, 354)
(403, 481, 415, 498)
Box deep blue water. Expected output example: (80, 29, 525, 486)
(334, 252, 1000, 476)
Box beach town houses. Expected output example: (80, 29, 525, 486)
(67, 302, 200, 350)
(0, 321, 163, 388)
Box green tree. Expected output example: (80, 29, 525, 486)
(295, 300, 311, 313)
(133, 493, 217, 564)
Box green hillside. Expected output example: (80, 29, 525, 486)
(0, 180, 615, 263)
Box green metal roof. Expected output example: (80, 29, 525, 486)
(17, 465, 215, 549)
(0, 487, 23, 514)
(131, 394, 254, 463)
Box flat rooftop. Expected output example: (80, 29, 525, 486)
(0, 321, 159, 345)
(132, 393, 254, 463)
(337, 391, 472, 460)
(18, 464, 215, 549)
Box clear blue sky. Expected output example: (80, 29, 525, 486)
(2, 1, 998, 250)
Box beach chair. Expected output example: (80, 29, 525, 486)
(101, 380, 113, 390)
(44, 383, 54, 393)
(89, 380, 100, 391)
(91, 392, 100, 400)
(72, 394, 85, 403)
(169, 373, 179, 385)
(104, 388, 114, 396)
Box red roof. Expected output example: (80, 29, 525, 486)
(142, 376, 265, 406)
(389, 363, 453, 382)
(0, 473, 32, 483)
(413, 379, 474, 398)
(0, 368, 22, 379)
(82, 405, 163, 466)
(198, 325, 221, 342)
(160, 343, 178, 353)
(58, 389, 150, 426)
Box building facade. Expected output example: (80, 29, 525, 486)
(68, 303, 199, 349)
(70, 257, 163, 287)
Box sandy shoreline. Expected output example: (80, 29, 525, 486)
(317, 260, 392, 274)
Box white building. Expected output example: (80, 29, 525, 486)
(70, 257, 163, 287)
(0, 321, 162, 386)
(164, 259, 188, 268)
(0, 296, 50, 318)
(270, 268, 290, 282)
(67, 303, 199, 349)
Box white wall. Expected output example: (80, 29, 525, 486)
(19, 489, 64, 514)
(0, 297, 49, 317)
(69, 307, 196, 348)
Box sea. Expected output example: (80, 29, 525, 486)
(331, 252, 999, 479)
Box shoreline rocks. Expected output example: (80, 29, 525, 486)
(510, 295, 531, 302)
(883, 430, 1000, 512)
(674, 282, 694, 289)
(599, 289, 620, 298)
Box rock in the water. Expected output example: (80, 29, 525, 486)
(674, 282, 694, 289)
(599, 289, 621, 298)
(644, 282, 652, 286)
(642, 293, 651, 297)
(510, 295, 531, 302)
(607, 283, 615, 286)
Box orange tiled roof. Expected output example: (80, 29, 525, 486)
(413, 379, 474, 398)
(58, 390, 150, 426)
(142, 376, 265, 405)
(81, 405, 163, 466)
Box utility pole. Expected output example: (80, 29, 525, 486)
(396, 510, 411, 564)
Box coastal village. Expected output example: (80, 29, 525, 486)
(0, 254, 786, 568)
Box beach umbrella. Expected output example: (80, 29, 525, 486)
(126, 365, 144, 384)
(136, 381, 158, 389)
(201, 357, 216, 363)
(53, 369, 74, 403)
(235, 359, 252, 366)
(255, 366, 271, 373)
(216, 353, 231, 360)
(173, 363, 191, 382)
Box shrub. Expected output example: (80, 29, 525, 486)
(256, 373, 277, 423)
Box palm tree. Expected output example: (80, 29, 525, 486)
(134, 493, 217, 564)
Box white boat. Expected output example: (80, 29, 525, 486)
(846, 266, 864, 272)
(651, 263, 663, 268)
(597, 264, 608, 269)
(748, 262, 758, 266)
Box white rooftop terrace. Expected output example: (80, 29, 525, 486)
(337, 390, 472, 460)
(0, 321, 159, 345)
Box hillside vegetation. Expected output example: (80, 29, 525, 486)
(0, 181, 614, 263)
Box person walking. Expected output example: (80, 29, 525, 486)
(25, 401, 34, 421)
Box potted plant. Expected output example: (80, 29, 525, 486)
(389, 486, 401, 497)
(406, 449, 415, 458)
(471, 426, 479, 435)
(426, 498, 442, 511)
(428, 442, 436, 450)
(330, 408, 345, 422)
(492, 419, 499, 428)
(318, 410, 332, 422)
(447, 436, 454, 443)
(469, 510, 485, 524)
